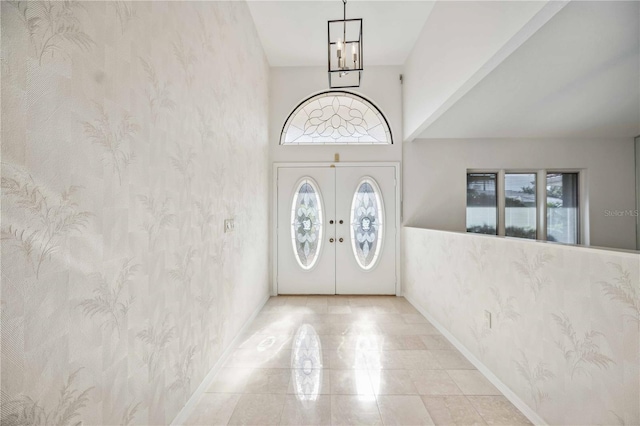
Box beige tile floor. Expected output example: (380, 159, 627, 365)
(185, 296, 532, 426)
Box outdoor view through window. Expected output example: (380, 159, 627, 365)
(467, 171, 579, 244)
(546, 173, 579, 244)
(505, 173, 537, 239)
(466, 173, 498, 235)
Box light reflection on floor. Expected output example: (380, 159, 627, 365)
(185, 296, 532, 425)
(291, 323, 323, 402)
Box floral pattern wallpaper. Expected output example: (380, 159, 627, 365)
(403, 228, 640, 426)
(1, 1, 269, 424)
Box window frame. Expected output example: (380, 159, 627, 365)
(545, 170, 581, 245)
(279, 90, 393, 146)
(504, 171, 538, 240)
(466, 168, 583, 245)
(466, 171, 499, 235)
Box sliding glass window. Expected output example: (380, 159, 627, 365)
(546, 172, 579, 244)
(466, 173, 498, 235)
(504, 173, 537, 239)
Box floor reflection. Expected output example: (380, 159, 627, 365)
(357, 334, 380, 401)
(186, 297, 530, 426)
(290, 323, 322, 402)
(256, 335, 276, 352)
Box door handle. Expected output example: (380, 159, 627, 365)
(339, 220, 344, 224)
(329, 220, 334, 224)
(329, 238, 335, 243)
(339, 238, 344, 243)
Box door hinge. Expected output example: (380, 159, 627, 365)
(399, 74, 403, 84)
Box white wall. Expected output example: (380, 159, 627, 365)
(1, 2, 269, 425)
(269, 66, 402, 164)
(403, 138, 637, 251)
(402, 1, 547, 140)
(403, 227, 640, 426)
(417, 1, 640, 140)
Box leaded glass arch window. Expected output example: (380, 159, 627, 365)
(291, 178, 324, 270)
(350, 177, 384, 270)
(281, 91, 393, 145)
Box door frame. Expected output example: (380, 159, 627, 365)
(272, 161, 402, 296)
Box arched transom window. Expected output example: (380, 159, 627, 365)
(280, 91, 392, 145)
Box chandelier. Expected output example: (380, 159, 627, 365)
(327, 0, 363, 88)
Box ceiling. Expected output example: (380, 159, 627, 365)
(248, 0, 639, 139)
(418, 0, 640, 139)
(246, 1, 435, 66)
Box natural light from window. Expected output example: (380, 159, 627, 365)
(281, 91, 392, 145)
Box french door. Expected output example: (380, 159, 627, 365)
(276, 164, 398, 295)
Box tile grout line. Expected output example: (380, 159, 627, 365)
(224, 394, 242, 426)
(372, 392, 385, 425)
(464, 395, 485, 424)
(416, 393, 437, 425)
(276, 384, 288, 425)
(465, 394, 503, 426)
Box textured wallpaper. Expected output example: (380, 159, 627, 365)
(1, 1, 269, 424)
(403, 227, 640, 425)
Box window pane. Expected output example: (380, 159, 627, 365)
(281, 92, 392, 145)
(350, 178, 384, 270)
(291, 178, 323, 269)
(505, 173, 537, 239)
(467, 173, 497, 235)
(546, 173, 579, 244)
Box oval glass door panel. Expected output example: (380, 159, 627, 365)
(291, 178, 323, 270)
(350, 178, 384, 270)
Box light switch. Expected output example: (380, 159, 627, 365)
(484, 310, 492, 329)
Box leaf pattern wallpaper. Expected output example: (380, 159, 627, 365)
(1, 1, 269, 424)
(403, 228, 640, 425)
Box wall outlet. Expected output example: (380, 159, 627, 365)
(224, 219, 235, 233)
(484, 310, 492, 329)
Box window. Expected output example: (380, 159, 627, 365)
(467, 170, 580, 244)
(291, 178, 324, 269)
(350, 177, 384, 270)
(280, 91, 392, 145)
(466, 173, 498, 235)
(505, 173, 537, 239)
(546, 173, 579, 244)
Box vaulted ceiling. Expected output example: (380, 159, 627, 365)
(417, 0, 640, 139)
(247, 0, 640, 139)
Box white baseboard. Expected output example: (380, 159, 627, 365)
(404, 294, 547, 426)
(171, 294, 271, 426)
